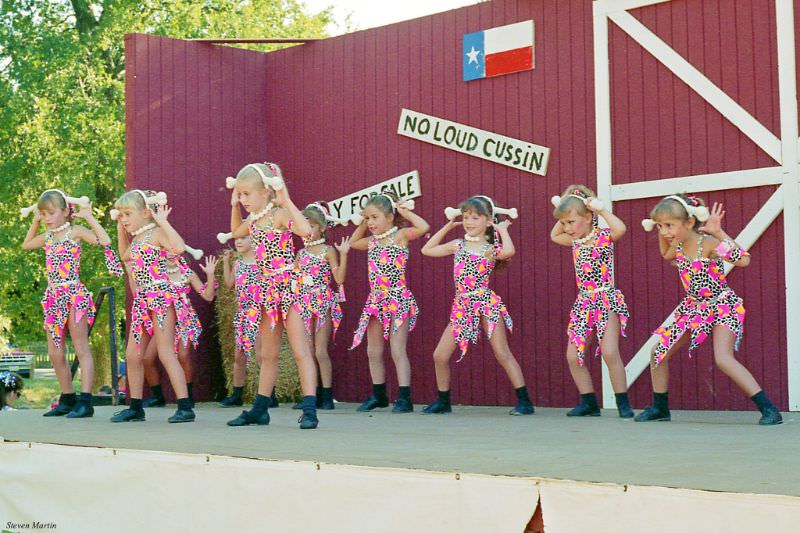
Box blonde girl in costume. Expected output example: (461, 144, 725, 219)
(550, 185, 633, 418)
(638, 194, 782, 425)
(22, 189, 121, 418)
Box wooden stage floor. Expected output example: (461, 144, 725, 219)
(1, 403, 796, 497)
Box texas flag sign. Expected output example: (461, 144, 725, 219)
(463, 20, 534, 82)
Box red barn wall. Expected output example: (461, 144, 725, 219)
(125, 0, 789, 409)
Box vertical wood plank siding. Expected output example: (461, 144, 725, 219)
(125, 0, 788, 409)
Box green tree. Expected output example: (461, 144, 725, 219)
(0, 1, 332, 344)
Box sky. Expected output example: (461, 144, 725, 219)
(303, 0, 482, 36)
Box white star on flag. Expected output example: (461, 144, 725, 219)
(466, 46, 480, 65)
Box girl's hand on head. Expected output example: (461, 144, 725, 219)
(698, 202, 724, 235)
(396, 202, 412, 217)
(32, 210, 42, 223)
(586, 197, 602, 212)
(335, 235, 351, 254)
(273, 186, 288, 207)
(223, 249, 232, 263)
(117, 219, 126, 234)
(151, 205, 172, 224)
(495, 219, 512, 231)
(230, 189, 240, 207)
(446, 219, 461, 231)
(202, 256, 217, 275)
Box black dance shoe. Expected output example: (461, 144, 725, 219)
(758, 406, 783, 426)
(421, 399, 452, 414)
(219, 395, 243, 408)
(509, 401, 535, 416)
(168, 409, 196, 423)
(356, 395, 389, 412)
(43, 403, 73, 417)
(110, 408, 145, 423)
(633, 405, 671, 422)
(142, 396, 166, 408)
(65, 404, 94, 419)
(566, 403, 601, 417)
(391, 398, 414, 413)
(227, 410, 270, 427)
(298, 412, 319, 429)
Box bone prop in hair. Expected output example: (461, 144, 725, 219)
(184, 245, 204, 260)
(474, 195, 519, 220)
(641, 195, 709, 232)
(217, 232, 233, 244)
(550, 194, 604, 212)
(351, 198, 416, 225)
(444, 207, 462, 220)
(20, 191, 91, 217)
(110, 209, 120, 220)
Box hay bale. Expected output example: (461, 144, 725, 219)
(214, 254, 301, 404)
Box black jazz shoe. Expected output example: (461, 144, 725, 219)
(391, 398, 414, 413)
(566, 403, 601, 417)
(634, 405, 671, 422)
(758, 406, 783, 426)
(227, 410, 270, 427)
(142, 396, 166, 408)
(66, 404, 94, 419)
(509, 401, 535, 416)
(356, 396, 389, 412)
(421, 399, 452, 414)
(110, 408, 145, 423)
(298, 412, 319, 429)
(168, 409, 196, 423)
(219, 395, 243, 408)
(43, 403, 73, 417)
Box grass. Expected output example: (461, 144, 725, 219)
(14, 374, 76, 409)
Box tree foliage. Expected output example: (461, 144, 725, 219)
(0, 0, 332, 343)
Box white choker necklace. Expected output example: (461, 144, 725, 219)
(51, 222, 71, 234)
(464, 234, 482, 242)
(572, 229, 596, 245)
(132, 222, 157, 236)
(375, 226, 399, 240)
(249, 202, 274, 223)
(167, 266, 180, 274)
(304, 238, 325, 247)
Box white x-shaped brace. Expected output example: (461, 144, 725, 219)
(592, 0, 800, 410)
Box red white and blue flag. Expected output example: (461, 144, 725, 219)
(463, 20, 534, 82)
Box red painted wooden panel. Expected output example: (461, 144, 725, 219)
(125, 34, 270, 401)
(125, 0, 789, 410)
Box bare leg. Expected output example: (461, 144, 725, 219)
(712, 326, 760, 396)
(257, 314, 283, 397)
(151, 309, 188, 399)
(366, 319, 386, 384)
(314, 318, 333, 388)
(566, 341, 594, 394)
(599, 313, 628, 393)
(650, 332, 690, 393)
(285, 309, 318, 396)
(388, 320, 411, 387)
(232, 348, 247, 387)
(126, 330, 149, 400)
(432, 326, 457, 391)
(66, 309, 94, 393)
(486, 320, 525, 389)
(47, 334, 74, 395)
(177, 342, 193, 383)
(143, 338, 160, 387)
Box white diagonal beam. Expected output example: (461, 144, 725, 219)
(593, 0, 671, 15)
(610, 167, 783, 201)
(609, 10, 782, 164)
(776, 0, 800, 410)
(624, 187, 786, 385)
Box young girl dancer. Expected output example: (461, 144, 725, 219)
(225, 162, 320, 429)
(420, 196, 534, 415)
(350, 192, 429, 413)
(22, 189, 116, 418)
(219, 235, 262, 407)
(638, 194, 782, 425)
(290, 202, 349, 410)
(1, 371, 24, 412)
(142, 249, 217, 408)
(110, 190, 195, 423)
(550, 185, 633, 418)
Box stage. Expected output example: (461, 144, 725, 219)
(1, 404, 799, 532)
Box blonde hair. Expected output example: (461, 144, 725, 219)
(650, 193, 706, 230)
(114, 190, 147, 211)
(552, 184, 595, 219)
(37, 190, 68, 212)
(236, 163, 280, 189)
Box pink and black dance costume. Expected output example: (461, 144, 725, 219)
(449, 239, 512, 360)
(636, 235, 782, 425)
(351, 230, 418, 348)
(567, 227, 629, 364)
(292, 246, 343, 338)
(232, 259, 264, 360)
(352, 229, 418, 412)
(112, 226, 195, 423)
(564, 226, 632, 418)
(40, 226, 97, 417)
(653, 234, 743, 363)
(251, 211, 296, 328)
